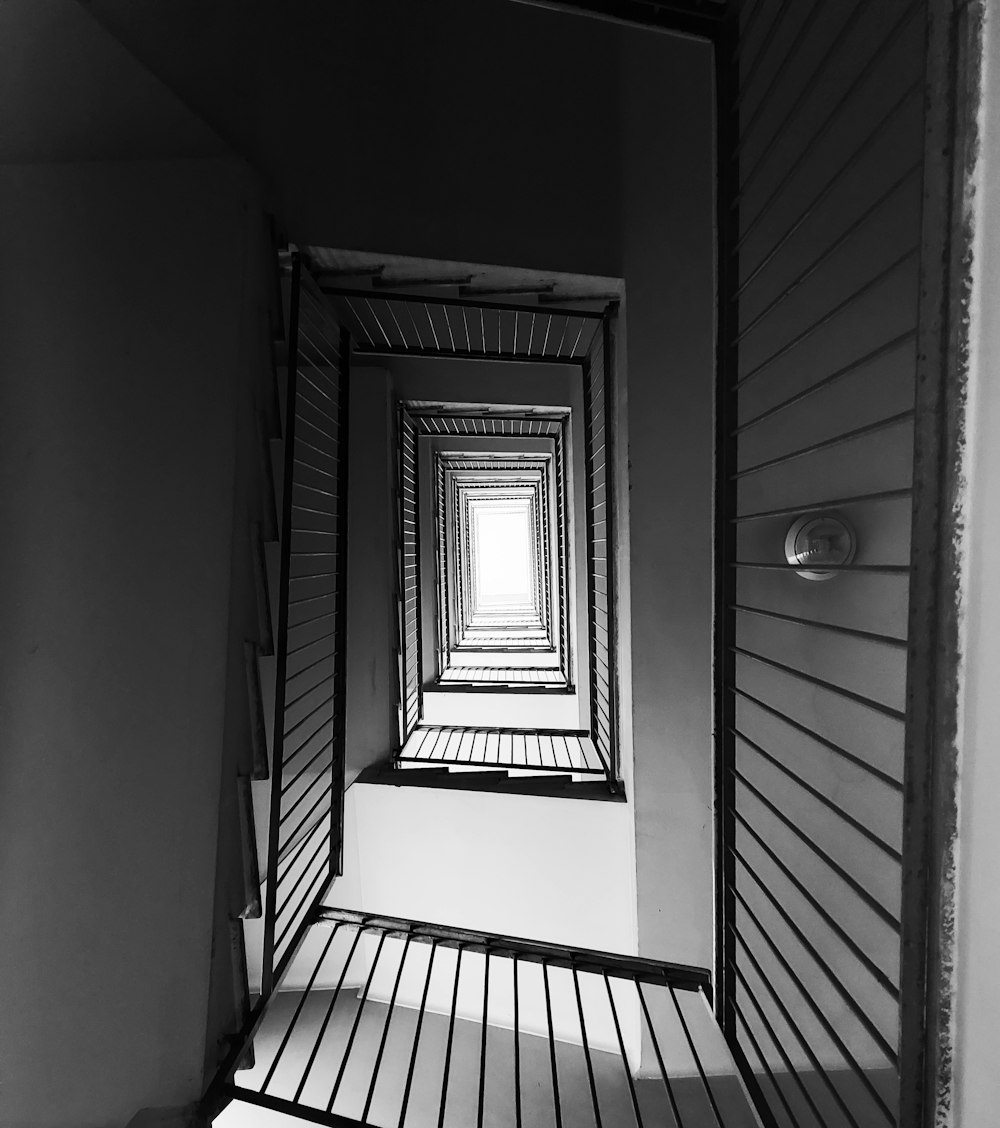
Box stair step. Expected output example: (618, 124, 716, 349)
(270, 437, 284, 517)
(227, 920, 255, 1072)
(394, 768, 510, 787)
(424, 682, 568, 694)
(250, 525, 273, 657)
(357, 764, 622, 801)
(276, 366, 288, 438)
(236, 776, 262, 919)
(243, 641, 269, 781)
(254, 409, 279, 542)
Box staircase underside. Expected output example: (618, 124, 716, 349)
(357, 761, 622, 801)
(429, 666, 570, 693)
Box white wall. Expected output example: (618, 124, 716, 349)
(618, 29, 717, 969)
(346, 781, 636, 952)
(953, 3, 1000, 1122)
(257, 780, 641, 1061)
(301, 781, 640, 1060)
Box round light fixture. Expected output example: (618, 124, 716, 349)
(784, 513, 856, 581)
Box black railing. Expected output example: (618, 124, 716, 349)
(433, 455, 449, 681)
(434, 667, 567, 690)
(715, 2, 931, 1125)
(396, 407, 422, 746)
(260, 254, 352, 996)
(216, 907, 764, 1128)
(433, 454, 561, 682)
(410, 411, 571, 680)
(321, 287, 603, 365)
(582, 310, 620, 786)
(456, 488, 550, 647)
(398, 726, 607, 775)
(320, 286, 619, 792)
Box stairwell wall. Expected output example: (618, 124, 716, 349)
(81, 0, 717, 973)
(0, 155, 256, 1127)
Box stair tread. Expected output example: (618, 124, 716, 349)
(357, 763, 621, 801)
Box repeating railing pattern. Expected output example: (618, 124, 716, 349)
(399, 726, 607, 775)
(434, 454, 449, 679)
(433, 455, 560, 679)
(220, 908, 761, 1128)
(553, 422, 571, 689)
(411, 411, 570, 680)
(582, 312, 619, 785)
(260, 255, 351, 996)
(454, 486, 549, 646)
(397, 408, 422, 745)
(716, 2, 928, 1125)
(437, 667, 566, 688)
(320, 287, 603, 364)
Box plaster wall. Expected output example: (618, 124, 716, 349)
(617, 28, 717, 973)
(80, 0, 717, 978)
(953, 3, 1000, 1121)
(84, 0, 622, 279)
(346, 782, 636, 963)
(253, 780, 640, 1056)
(0, 156, 253, 1127)
(4, 2, 723, 1115)
(310, 781, 641, 1063)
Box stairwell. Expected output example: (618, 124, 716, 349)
(4, 2, 970, 1124)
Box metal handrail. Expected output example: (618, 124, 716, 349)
(210, 908, 766, 1128)
(258, 254, 352, 996)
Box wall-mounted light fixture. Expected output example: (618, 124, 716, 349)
(784, 513, 856, 581)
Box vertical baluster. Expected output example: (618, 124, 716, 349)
(326, 929, 389, 1113)
(636, 979, 684, 1127)
(292, 924, 365, 1102)
(438, 946, 465, 1128)
(513, 732, 527, 767)
(668, 983, 725, 1128)
(603, 973, 644, 1128)
(424, 303, 440, 350)
(731, 989, 800, 1128)
(513, 957, 523, 1128)
(543, 962, 563, 1128)
(560, 735, 575, 771)
(362, 934, 414, 1123)
(260, 924, 340, 1094)
(527, 732, 540, 768)
(459, 728, 473, 764)
(572, 966, 603, 1128)
(478, 950, 490, 1128)
(399, 941, 439, 1128)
